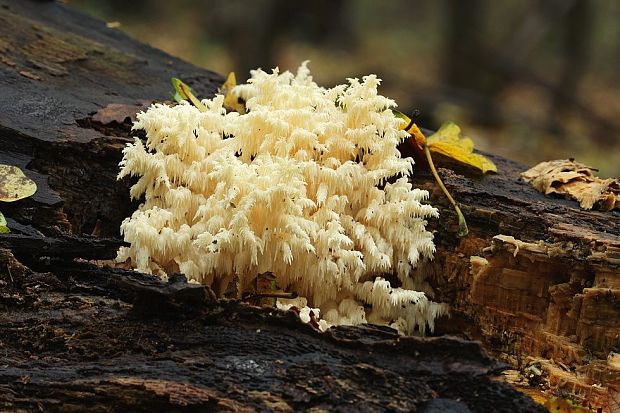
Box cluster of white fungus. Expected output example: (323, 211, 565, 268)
(117, 63, 448, 334)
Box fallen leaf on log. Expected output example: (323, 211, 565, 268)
(395, 111, 497, 174)
(0, 164, 37, 202)
(543, 396, 591, 412)
(426, 122, 498, 174)
(171, 77, 207, 111)
(0, 213, 7, 234)
(521, 159, 620, 210)
(220, 72, 246, 113)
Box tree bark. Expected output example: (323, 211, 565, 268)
(0, 1, 617, 411)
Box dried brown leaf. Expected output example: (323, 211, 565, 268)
(521, 159, 620, 211)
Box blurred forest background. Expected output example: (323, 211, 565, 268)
(69, 0, 620, 177)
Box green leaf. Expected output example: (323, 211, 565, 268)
(0, 164, 37, 202)
(171, 90, 184, 103)
(171, 78, 207, 112)
(0, 211, 9, 234)
(392, 109, 408, 122)
(392, 109, 419, 134)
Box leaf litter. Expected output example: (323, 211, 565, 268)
(521, 159, 619, 211)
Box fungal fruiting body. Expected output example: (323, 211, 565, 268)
(117, 63, 447, 334)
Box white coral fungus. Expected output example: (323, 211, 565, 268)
(117, 63, 447, 334)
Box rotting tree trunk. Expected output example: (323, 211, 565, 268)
(0, 1, 615, 412)
(407, 158, 620, 410)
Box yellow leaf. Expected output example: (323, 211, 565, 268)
(393, 111, 469, 237)
(0, 164, 37, 202)
(0, 211, 9, 233)
(220, 72, 246, 114)
(393, 110, 427, 148)
(427, 122, 497, 173)
(543, 397, 590, 412)
(394, 112, 497, 174)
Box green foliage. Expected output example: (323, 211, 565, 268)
(171, 78, 207, 111)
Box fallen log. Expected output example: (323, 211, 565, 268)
(0, 248, 544, 412)
(0, 0, 617, 411)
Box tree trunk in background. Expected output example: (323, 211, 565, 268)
(0, 1, 618, 411)
(216, 0, 354, 80)
(441, 0, 503, 125)
(551, 0, 592, 131)
(442, 0, 484, 92)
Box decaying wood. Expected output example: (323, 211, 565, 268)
(0, 0, 617, 411)
(0, 0, 221, 236)
(2, 247, 545, 412)
(0, 232, 124, 261)
(409, 157, 620, 411)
